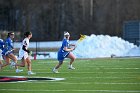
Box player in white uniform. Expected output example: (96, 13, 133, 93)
(15, 31, 35, 75)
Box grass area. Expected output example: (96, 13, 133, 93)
(0, 58, 140, 93)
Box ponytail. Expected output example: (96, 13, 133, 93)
(24, 31, 32, 38)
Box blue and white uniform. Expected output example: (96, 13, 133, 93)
(0, 39, 4, 50)
(2, 37, 14, 56)
(0, 39, 4, 59)
(57, 38, 70, 62)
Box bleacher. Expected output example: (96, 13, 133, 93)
(123, 21, 140, 46)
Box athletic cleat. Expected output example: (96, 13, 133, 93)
(16, 69, 23, 73)
(68, 65, 75, 70)
(28, 71, 36, 75)
(52, 68, 59, 73)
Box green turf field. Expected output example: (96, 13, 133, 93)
(0, 58, 140, 93)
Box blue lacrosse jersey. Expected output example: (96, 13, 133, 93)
(2, 37, 14, 55)
(57, 39, 70, 61)
(0, 39, 4, 50)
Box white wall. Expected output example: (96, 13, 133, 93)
(14, 41, 77, 48)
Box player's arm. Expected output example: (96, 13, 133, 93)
(22, 45, 30, 53)
(63, 40, 75, 51)
(70, 44, 76, 50)
(8, 39, 14, 49)
(70, 44, 75, 46)
(63, 46, 74, 52)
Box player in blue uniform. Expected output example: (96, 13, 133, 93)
(53, 32, 76, 73)
(0, 39, 4, 50)
(1, 32, 22, 73)
(0, 39, 4, 70)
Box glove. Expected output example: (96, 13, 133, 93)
(28, 51, 32, 56)
(27, 50, 32, 56)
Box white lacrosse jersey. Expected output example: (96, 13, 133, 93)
(18, 38, 30, 59)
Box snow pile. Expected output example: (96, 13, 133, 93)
(73, 34, 140, 58)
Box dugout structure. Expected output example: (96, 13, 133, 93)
(123, 21, 140, 46)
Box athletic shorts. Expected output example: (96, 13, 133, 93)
(57, 51, 70, 62)
(2, 49, 13, 56)
(18, 50, 29, 60)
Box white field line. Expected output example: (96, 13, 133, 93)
(25, 82, 140, 85)
(3, 67, 140, 72)
(27, 82, 90, 84)
(33, 68, 140, 70)
(68, 76, 138, 79)
(0, 82, 90, 84)
(34, 62, 139, 66)
(1, 81, 140, 85)
(95, 82, 140, 85)
(102, 68, 140, 69)
(84, 66, 140, 68)
(0, 89, 140, 92)
(1, 71, 140, 74)
(34, 61, 139, 66)
(35, 72, 140, 74)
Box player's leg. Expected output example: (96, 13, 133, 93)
(15, 58, 26, 67)
(7, 53, 18, 69)
(1, 56, 11, 67)
(55, 61, 63, 69)
(53, 53, 64, 73)
(16, 51, 26, 67)
(26, 57, 31, 71)
(0, 60, 3, 70)
(0, 50, 3, 70)
(8, 54, 23, 73)
(53, 61, 63, 73)
(67, 52, 76, 69)
(26, 57, 35, 75)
